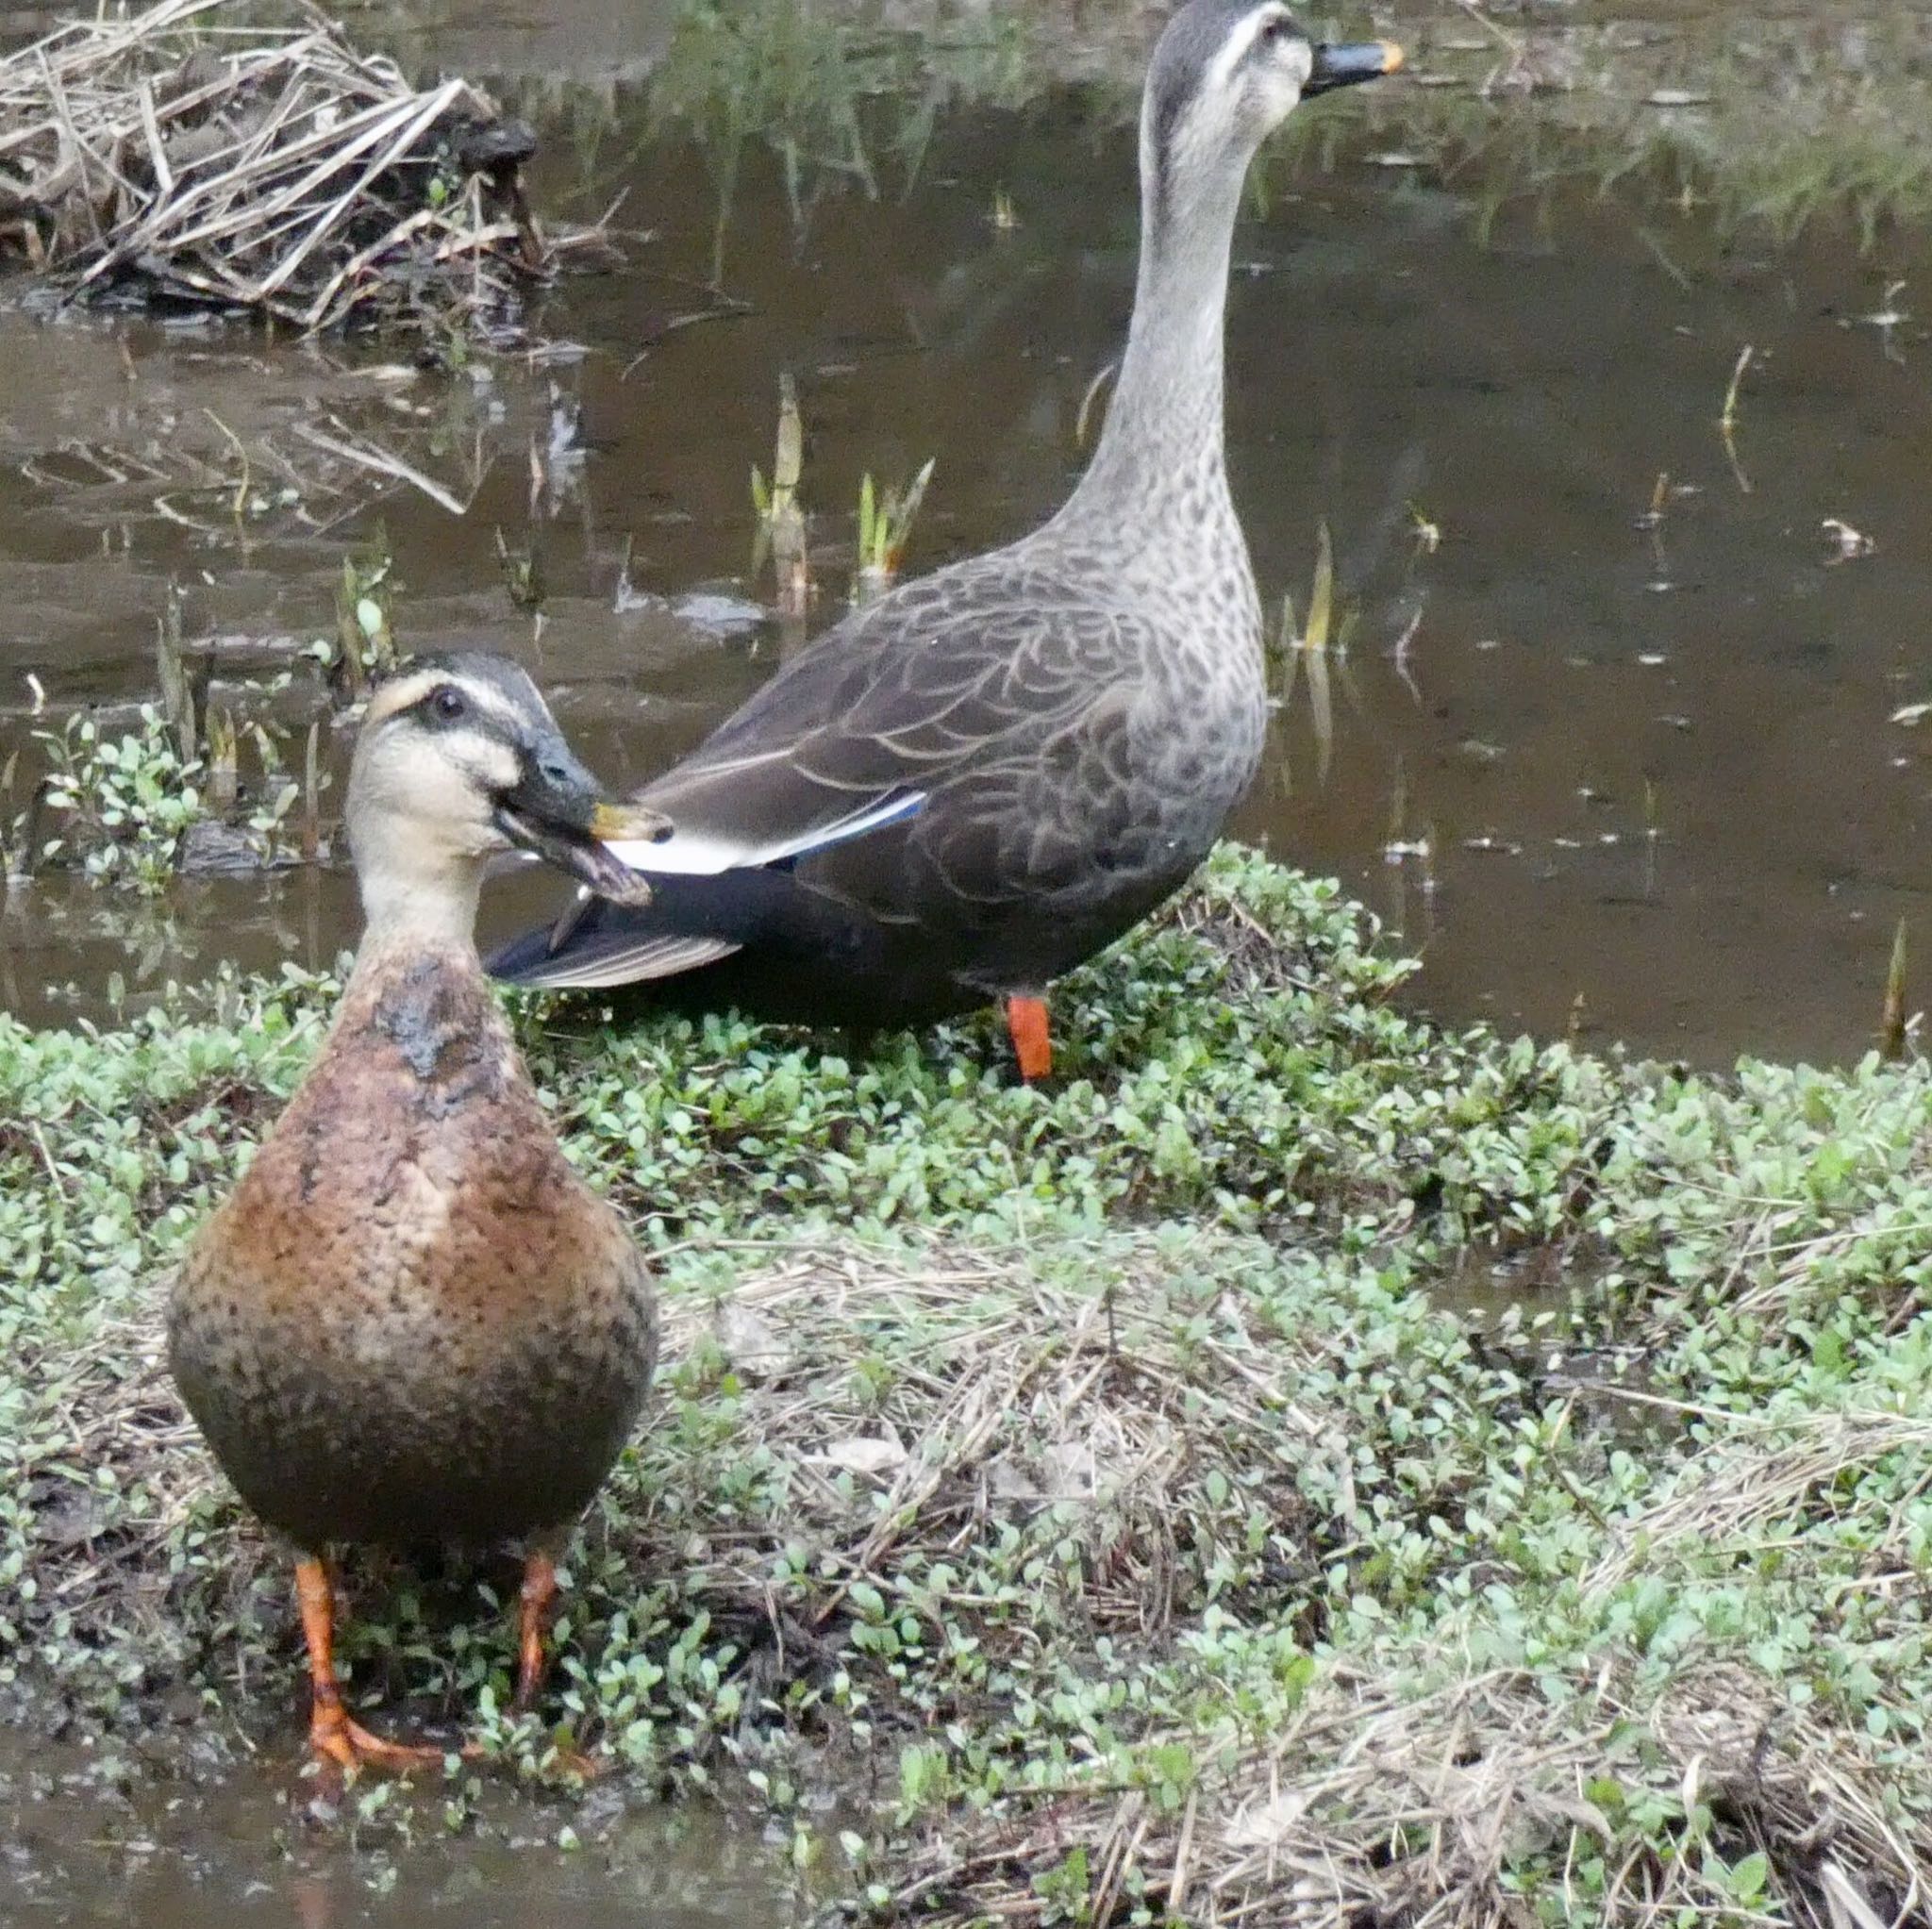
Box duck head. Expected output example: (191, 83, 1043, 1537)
(1144, 0, 1401, 191)
(347, 653, 664, 936)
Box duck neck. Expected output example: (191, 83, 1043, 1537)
(349, 864, 485, 978)
(1058, 135, 1246, 531)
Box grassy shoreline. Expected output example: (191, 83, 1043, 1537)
(6, 845, 1932, 1922)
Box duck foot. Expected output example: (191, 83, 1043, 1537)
(1005, 995, 1053, 1082)
(295, 1553, 604, 1782)
(309, 1705, 450, 1775)
(296, 1556, 448, 1777)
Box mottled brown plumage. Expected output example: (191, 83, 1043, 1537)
(170, 949, 656, 1554)
(166, 652, 666, 1775)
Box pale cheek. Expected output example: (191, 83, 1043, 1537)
(447, 786, 509, 856)
(475, 744, 521, 792)
(470, 810, 513, 855)
(417, 764, 504, 856)
(1252, 70, 1304, 133)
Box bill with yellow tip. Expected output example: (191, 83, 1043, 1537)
(497, 790, 665, 908)
(1305, 37, 1401, 94)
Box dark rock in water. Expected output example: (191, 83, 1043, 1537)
(175, 819, 269, 874)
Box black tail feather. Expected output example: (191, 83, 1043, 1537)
(487, 868, 887, 989)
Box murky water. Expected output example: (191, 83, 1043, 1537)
(2, 5, 1930, 1060)
(0, 1730, 798, 1928)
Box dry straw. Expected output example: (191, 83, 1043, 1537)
(0, 0, 593, 341)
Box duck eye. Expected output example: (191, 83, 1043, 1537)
(431, 686, 467, 723)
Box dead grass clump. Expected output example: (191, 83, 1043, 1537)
(616, 1238, 1331, 1644)
(891, 1658, 1924, 1928)
(656, 1245, 1929, 1924)
(0, 0, 591, 342)
(8, 1284, 217, 1674)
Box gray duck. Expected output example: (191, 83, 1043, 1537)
(489, 2, 1400, 1079)
(169, 654, 664, 1774)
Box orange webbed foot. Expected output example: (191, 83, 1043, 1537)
(295, 1550, 605, 1786)
(308, 1702, 452, 1776)
(297, 1555, 454, 1782)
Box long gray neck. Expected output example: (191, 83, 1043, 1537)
(1056, 125, 1247, 530)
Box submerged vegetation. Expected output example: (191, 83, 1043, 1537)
(6, 848, 1932, 1922)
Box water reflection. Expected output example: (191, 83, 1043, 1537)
(0, 1732, 798, 1928)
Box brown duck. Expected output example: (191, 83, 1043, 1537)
(169, 653, 666, 1774)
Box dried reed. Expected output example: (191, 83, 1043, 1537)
(0, 0, 591, 343)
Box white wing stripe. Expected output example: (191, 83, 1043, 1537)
(603, 790, 926, 875)
(512, 935, 741, 989)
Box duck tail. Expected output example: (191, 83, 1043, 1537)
(485, 869, 876, 993)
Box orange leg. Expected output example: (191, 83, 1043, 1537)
(295, 1557, 446, 1776)
(513, 1548, 559, 1714)
(1005, 995, 1053, 1082)
(510, 1546, 605, 1778)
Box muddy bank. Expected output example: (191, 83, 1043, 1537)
(6, 850, 1932, 1922)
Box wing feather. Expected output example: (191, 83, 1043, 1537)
(602, 788, 926, 874)
(614, 569, 1158, 882)
(497, 933, 742, 991)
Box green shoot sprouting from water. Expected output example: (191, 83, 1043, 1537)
(750, 372, 805, 526)
(155, 583, 198, 768)
(328, 535, 399, 700)
(494, 528, 543, 611)
(855, 458, 936, 606)
(1882, 918, 1911, 1060)
(1275, 524, 1355, 789)
(752, 374, 809, 618)
(1719, 343, 1754, 492)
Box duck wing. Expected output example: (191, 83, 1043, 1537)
(616, 569, 1156, 880)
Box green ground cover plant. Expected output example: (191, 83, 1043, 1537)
(5, 846, 1931, 1922)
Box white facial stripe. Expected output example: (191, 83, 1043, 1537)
(1208, 3, 1291, 93)
(457, 679, 531, 739)
(370, 666, 542, 743)
(363, 669, 439, 728)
